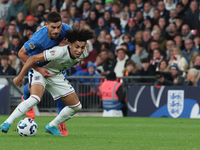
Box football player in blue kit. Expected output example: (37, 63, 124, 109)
(18, 11, 71, 136)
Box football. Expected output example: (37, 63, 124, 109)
(17, 118, 38, 136)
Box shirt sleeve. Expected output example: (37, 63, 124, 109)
(43, 46, 64, 61)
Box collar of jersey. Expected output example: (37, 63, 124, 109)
(67, 45, 76, 60)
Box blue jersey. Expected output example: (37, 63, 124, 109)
(24, 23, 72, 57)
(24, 23, 71, 79)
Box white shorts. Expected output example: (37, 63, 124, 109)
(28, 69, 75, 100)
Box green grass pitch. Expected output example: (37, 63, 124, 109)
(0, 115, 199, 150)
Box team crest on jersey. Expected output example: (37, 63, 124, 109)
(167, 90, 184, 118)
(50, 50, 56, 56)
(28, 43, 35, 49)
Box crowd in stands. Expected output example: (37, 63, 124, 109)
(1, 0, 200, 86)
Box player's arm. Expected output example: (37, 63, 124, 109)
(13, 53, 45, 87)
(18, 46, 52, 77)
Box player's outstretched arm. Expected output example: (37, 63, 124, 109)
(13, 53, 46, 87)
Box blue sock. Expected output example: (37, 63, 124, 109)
(23, 83, 30, 100)
(56, 99, 66, 114)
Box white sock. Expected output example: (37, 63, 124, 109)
(49, 102, 82, 127)
(5, 95, 40, 124)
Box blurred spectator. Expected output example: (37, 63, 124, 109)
(135, 0, 144, 12)
(109, 17, 120, 37)
(193, 35, 200, 50)
(22, 15, 37, 36)
(184, 68, 200, 86)
(80, 40, 98, 70)
(111, 3, 121, 18)
(176, 2, 185, 19)
(122, 33, 134, 53)
(104, 33, 116, 54)
(157, 63, 184, 85)
(181, 0, 190, 13)
(8, 35, 22, 53)
(33, 3, 45, 24)
(16, 12, 25, 34)
(99, 49, 114, 76)
(8, 50, 20, 74)
(148, 40, 160, 58)
(94, 17, 110, 38)
(4, 24, 23, 48)
(158, 17, 167, 37)
(136, 58, 155, 83)
(189, 51, 199, 69)
(113, 25, 123, 46)
(159, 59, 169, 72)
(181, 24, 193, 41)
(151, 28, 167, 52)
(136, 11, 145, 30)
(100, 42, 110, 51)
(80, 19, 87, 28)
(125, 17, 139, 38)
(143, 29, 152, 50)
(112, 46, 129, 77)
(69, 5, 78, 23)
(165, 40, 175, 60)
(151, 9, 160, 27)
(174, 16, 183, 32)
(30, 0, 50, 15)
(120, 42, 132, 58)
(94, 54, 104, 73)
(0, 55, 16, 75)
(165, 23, 178, 40)
(157, 1, 170, 20)
(73, 17, 81, 27)
(39, 9, 49, 27)
(169, 9, 178, 23)
(120, 11, 129, 31)
(150, 48, 164, 71)
(129, 2, 137, 18)
(123, 60, 138, 76)
(81, 0, 92, 19)
(0, 34, 9, 56)
(22, 28, 33, 43)
(93, 1, 104, 18)
(97, 29, 108, 44)
(72, 62, 100, 83)
(169, 46, 188, 70)
(0, 19, 7, 36)
(60, 9, 69, 18)
(0, 0, 12, 21)
(143, 16, 152, 30)
(134, 30, 143, 44)
(143, 1, 154, 18)
(164, 0, 176, 11)
(193, 55, 200, 69)
(6, 0, 27, 24)
(182, 39, 199, 65)
(60, 0, 75, 12)
(87, 10, 98, 30)
(174, 33, 185, 50)
(184, 1, 200, 29)
(105, 0, 113, 11)
(131, 41, 148, 69)
(103, 10, 111, 26)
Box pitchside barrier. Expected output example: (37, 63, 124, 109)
(0, 75, 156, 114)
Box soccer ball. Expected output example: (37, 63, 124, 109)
(17, 118, 38, 136)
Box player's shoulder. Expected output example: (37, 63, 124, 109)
(31, 26, 48, 41)
(62, 23, 72, 31)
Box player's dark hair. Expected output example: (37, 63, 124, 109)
(47, 12, 62, 23)
(67, 26, 95, 43)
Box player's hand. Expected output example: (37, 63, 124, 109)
(37, 67, 53, 77)
(13, 77, 23, 87)
(59, 40, 68, 46)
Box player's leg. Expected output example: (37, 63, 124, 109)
(0, 84, 43, 133)
(45, 92, 81, 136)
(22, 83, 35, 119)
(56, 99, 68, 136)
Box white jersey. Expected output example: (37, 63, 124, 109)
(43, 45, 88, 75)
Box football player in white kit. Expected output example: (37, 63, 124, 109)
(0, 27, 96, 136)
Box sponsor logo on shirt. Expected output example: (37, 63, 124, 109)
(50, 50, 56, 56)
(28, 42, 35, 49)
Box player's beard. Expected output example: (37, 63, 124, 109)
(48, 31, 59, 40)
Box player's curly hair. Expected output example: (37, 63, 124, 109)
(66, 26, 96, 43)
